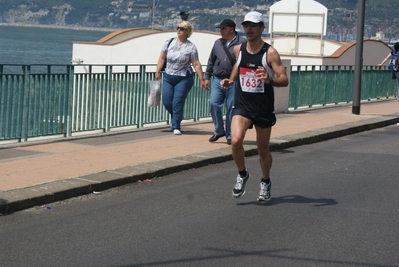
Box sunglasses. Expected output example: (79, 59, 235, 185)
(176, 27, 187, 31)
(242, 22, 262, 28)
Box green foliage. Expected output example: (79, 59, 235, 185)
(65, 9, 88, 25)
(37, 0, 66, 8)
(0, 0, 27, 9)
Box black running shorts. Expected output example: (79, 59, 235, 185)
(232, 108, 276, 129)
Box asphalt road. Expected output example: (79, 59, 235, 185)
(1, 125, 399, 267)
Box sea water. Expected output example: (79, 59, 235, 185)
(0, 25, 112, 65)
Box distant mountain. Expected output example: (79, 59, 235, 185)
(0, 0, 397, 39)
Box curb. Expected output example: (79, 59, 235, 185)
(1, 114, 398, 214)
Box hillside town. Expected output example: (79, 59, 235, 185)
(0, 0, 397, 42)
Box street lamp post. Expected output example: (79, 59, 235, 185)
(152, 0, 155, 29)
(352, 0, 366, 115)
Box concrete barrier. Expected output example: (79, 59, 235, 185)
(274, 59, 291, 113)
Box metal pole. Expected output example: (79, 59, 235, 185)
(352, 0, 366, 115)
(152, 0, 155, 29)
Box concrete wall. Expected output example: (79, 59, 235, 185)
(72, 30, 220, 71)
(73, 29, 391, 68)
(323, 39, 391, 66)
(274, 59, 291, 113)
(267, 36, 342, 58)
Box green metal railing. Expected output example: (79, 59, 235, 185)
(0, 64, 397, 142)
(288, 65, 396, 108)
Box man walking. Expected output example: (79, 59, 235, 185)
(378, 42, 399, 101)
(204, 19, 246, 145)
(221, 11, 289, 201)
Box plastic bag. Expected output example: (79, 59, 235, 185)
(147, 80, 161, 107)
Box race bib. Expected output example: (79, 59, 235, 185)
(239, 67, 264, 93)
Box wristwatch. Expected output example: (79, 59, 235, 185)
(268, 76, 274, 85)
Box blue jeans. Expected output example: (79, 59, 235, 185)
(162, 71, 194, 131)
(397, 78, 399, 100)
(208, 77, 236, 140)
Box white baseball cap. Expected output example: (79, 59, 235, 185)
(242, 11, 264, 24)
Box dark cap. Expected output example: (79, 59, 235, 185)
(216, 19, 236, 29)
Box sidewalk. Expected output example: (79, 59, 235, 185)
(1, 99, 398, 214)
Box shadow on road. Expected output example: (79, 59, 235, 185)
(237, 195, 338, 207)
(0, 198, 13, 215)
(110, 246, 393, 267)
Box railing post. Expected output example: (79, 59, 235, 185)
(138, 65, 146, 128)
(105, 65, 112, 132)
(325, 65, 329, 105)
(336, 65, 341, 104)
(310, 65, 316, 107)
(44, 65, 51, 135)
(22, 65, 30, 142)
(65, 65, 74, 137)
(0, 65, 3, 139)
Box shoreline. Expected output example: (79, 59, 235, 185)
(0, 22, 121, 32)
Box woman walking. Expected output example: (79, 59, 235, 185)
(155, 20, 207, 135)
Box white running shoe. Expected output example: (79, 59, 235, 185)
(232, 171, 250, 198)
(173, 129, 182, 135)
(257, 180, 272, 202)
